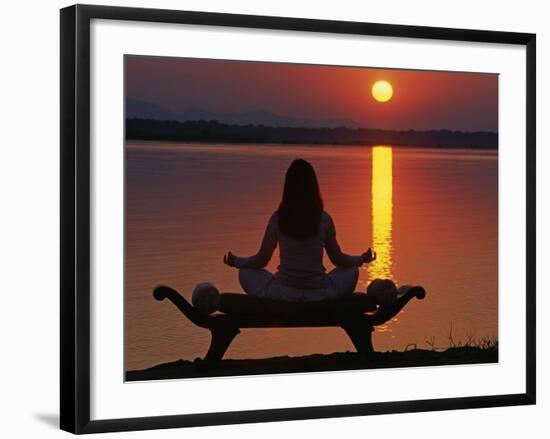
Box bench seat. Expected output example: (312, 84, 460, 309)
(153, 285, 426, 368)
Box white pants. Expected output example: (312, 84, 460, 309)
(238, 266, 359, 302)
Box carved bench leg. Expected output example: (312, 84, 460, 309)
(199, 326, 240, 369)
(341, 321, 375, 357)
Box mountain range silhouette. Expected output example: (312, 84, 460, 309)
(126, 98, 362, 129)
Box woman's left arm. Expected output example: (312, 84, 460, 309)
(231, 214, 278, 269)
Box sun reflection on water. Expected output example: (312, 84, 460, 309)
(368, 146, 394, 282)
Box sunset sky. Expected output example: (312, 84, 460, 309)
(125, 55, 498, 132)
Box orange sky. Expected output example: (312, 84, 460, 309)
(126, 56, 498, 132)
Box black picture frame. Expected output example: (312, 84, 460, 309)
(60, 4, 536, 434)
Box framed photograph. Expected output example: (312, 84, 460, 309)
(60, 4, 536, 434)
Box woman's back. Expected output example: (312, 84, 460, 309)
(276, 211, 327, 289)
(233, 211, 363, 289)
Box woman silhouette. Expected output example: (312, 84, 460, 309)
(223, 159, 376, 302)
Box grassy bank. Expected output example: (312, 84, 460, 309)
(126, 344, 498, 381)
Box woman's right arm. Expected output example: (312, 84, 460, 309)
(324, 213, 364, 268)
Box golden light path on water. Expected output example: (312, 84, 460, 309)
(368, 146, 394, 281)
(368, 146, 395, 335)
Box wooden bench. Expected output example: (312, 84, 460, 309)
(153, 285, 426, 369)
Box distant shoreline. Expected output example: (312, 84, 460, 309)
(126, 138, 499, 151)
(126, 118, 498, 150)
(126, 346, 498, 381)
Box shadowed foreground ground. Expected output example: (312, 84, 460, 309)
(126, 346, 498, 381)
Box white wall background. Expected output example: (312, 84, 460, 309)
(0, 0, 547, 437)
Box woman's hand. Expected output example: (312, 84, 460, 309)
(362, 248, 377, 264)
(223, 251, 236, 268)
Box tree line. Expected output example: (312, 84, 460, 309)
(126, 118, 498, 149)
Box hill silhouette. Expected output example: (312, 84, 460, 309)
(126, 99, 362, 128)
(126, 118, 498, 149)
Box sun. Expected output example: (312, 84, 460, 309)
(372, 80, 393, 103)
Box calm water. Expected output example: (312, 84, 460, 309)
(125, 141, 498, 371)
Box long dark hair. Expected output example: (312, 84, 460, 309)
(277, 159, 324, 240)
